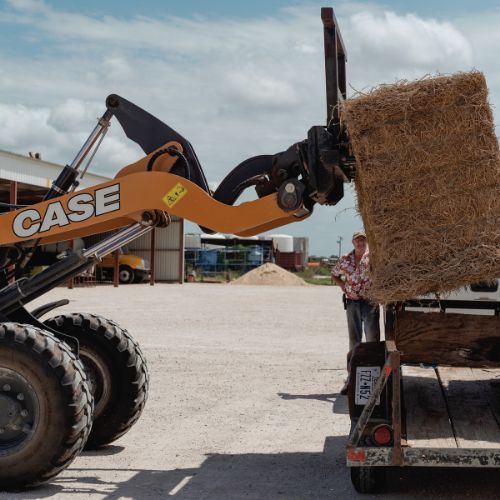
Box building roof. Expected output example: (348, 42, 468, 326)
(0, 149, 109, 190)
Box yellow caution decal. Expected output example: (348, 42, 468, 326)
(162, 182, 188, 208)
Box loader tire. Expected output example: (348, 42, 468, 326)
(45, 313, 149, 448)
(0, 323, 92, 489)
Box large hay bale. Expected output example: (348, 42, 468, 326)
(342, 72, 500, 303)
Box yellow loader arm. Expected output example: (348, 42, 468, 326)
(0, 143, 308, 247)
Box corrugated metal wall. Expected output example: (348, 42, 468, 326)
(128, 216, 184, 282)
(83, 217, 184, 283)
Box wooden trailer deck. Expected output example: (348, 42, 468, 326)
(403, 366, 500, 450)
(347, 305, 499, 493)
(347, 341, 500, 467)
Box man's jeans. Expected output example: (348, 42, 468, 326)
(346, 299, 380, 351)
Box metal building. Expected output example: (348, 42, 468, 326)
(128, 217, 184, 283)
(0, 149, 184, 283)
(0, 149, 108, 202)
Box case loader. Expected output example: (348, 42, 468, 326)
(0, 7, 352, 488)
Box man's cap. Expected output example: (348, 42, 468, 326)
(352, 230, 366, 241)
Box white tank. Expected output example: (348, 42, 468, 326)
(270, 234, 294, 253)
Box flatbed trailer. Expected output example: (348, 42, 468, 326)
(346, 298, 500, 493)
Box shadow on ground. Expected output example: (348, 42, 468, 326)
(277, 391, 349, 415)
(14, 436, 500, 500)
(82, 445, 126, 457)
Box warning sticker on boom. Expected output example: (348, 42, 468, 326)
(162, 183, 188, 208)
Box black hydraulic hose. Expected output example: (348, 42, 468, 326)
(212, 155, 274, 206)
(0, 201, 28, 209)
(147, 147, 191, 180)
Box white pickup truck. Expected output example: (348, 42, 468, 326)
(407, 278, 500, 315)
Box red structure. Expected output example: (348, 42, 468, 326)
(275, 251, 303, 271)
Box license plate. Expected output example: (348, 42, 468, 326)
(355, 366, 381, 405)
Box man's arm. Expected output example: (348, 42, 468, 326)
(331, 260, 345, 290)
(331, 257, 345, 289)
(331, 273, 345, 290)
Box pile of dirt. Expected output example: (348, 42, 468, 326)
(231, 263, 308, 286)
(341, 71, 500, 303)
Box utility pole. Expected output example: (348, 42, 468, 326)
(337, 236, 343, 257)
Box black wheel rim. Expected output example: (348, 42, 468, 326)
(119, 268, 132, 283)
(0, 368, 39, 455)
(80, 348, 112, 418)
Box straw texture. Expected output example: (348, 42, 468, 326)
(341, 72, 500, 303)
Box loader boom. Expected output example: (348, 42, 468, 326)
(0, 158, 305, 247)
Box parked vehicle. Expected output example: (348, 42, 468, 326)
(97, 247, 150, 284)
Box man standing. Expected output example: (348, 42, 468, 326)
(331, 231, 380, 352)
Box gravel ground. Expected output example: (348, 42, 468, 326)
(1, 283, 498, 499)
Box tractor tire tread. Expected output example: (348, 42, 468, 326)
(45, 313, 149, 448)
(0, 322, 92, 489)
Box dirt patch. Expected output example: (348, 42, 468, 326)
(231, 263, 308, 286)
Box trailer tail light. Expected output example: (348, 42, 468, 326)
(372, 424, 393, 446)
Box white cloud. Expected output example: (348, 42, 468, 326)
(0, 104, 51, 149)
(0, 1, 498, 254)
(346, 11, 472, 84)
(5, 0, 48, 14)
(48, 99, 98, 133)
(224, 71, 300, 108)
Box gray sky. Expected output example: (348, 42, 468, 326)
(1, 0, 499, 255)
